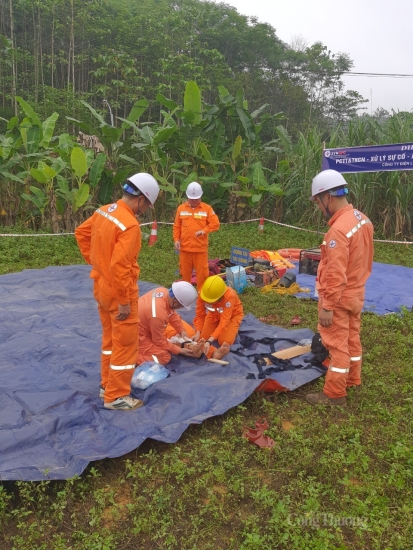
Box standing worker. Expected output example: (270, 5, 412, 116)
(75, 173, 159, 410)
(193, 275, 244, 356)
(306, 169, 374, 407)
(173, 182, 220, 290)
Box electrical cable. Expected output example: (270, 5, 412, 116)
(279, 69, 413, 78)
(261, 280, 310, 295)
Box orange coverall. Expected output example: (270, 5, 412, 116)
(317, 204, 374, 398)
(173, 201, 220, 290)
(193, 287, 244, 345)
(138, 287, 186, 365)
(75, 200, 141, 403)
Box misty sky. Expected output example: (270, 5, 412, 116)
(211, 0, 413, 114)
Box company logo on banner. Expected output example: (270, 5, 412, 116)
(322, 142, 413, 173)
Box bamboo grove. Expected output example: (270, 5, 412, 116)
(1, 0, 413, 238)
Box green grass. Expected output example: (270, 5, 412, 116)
(1, 222, 413, 549)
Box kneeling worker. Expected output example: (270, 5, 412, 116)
(193, 275, 244, 357)
(138, 281, 200, 365)
(138, 280, 230, 364)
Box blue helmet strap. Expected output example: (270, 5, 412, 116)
(123, 183, 142, 196)
(168, 288, 175, 299)
(329, 187, 348, 197)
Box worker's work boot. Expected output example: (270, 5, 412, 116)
(104, 395, 144, 410)
(306, 392, 347, 406)
(99, 385, 105, 399)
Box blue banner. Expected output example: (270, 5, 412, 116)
(322, 142, 413, 173)
(230, 246, 250, 267)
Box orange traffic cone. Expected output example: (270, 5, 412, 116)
(258, 217, 264, 233)
(148, 220, 158, 246)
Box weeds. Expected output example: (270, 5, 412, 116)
(1, 224, 413, 548)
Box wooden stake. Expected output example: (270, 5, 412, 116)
(208, 358, 229, 366)
(264, 344, 312, 364)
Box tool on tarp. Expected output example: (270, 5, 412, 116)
(208, 358, 229, 366)
(264, 342, 312, 363)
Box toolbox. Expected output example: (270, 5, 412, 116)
(254, 268, 278, 288)
(298, 248, 321, 276)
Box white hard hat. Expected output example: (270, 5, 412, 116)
(126, 173, 160, 205)
(186, 182, 203, 199)
(310, 170, 348, 201)
(171, 281, 198, 309)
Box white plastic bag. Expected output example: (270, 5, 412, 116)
(131, 361, 170, 390)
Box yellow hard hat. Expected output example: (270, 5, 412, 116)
(200, 275, 226, 303)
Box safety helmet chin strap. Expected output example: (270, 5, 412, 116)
(319, 193, 332, 220)
(136, 195, 150, 215)
(168, 288, 181, 309)
(319, 187, 348, 219)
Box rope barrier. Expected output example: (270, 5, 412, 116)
(0, 232, 75, 237)
(1, 218, 412, 245)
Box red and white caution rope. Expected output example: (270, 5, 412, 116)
(1, 218, 412, 245)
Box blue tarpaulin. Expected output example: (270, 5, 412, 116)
(1, 265, 320, 481)
(1, 260, 409, 481)
(295, 261, 413, 314)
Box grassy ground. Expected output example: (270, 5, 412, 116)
(1, 222, 413, 549)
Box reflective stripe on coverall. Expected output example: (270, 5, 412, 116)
(75, 199, 141, 403)
(317, 204, 374, 398)
(173, 202, 220, 290)
(137, 287, 185, 365)
(193, 287, 244, 345)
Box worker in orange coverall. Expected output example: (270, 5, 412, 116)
(137, 281, 201, 365)
(173, 182, 220, 291)
(138, 281, 230, 364)
(193, 275, 244, 358)
(75, 173, 159, 411)
(306, 169, 374, 407)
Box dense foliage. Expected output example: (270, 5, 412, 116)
(0, 0, 363, 129)
(1, 0, 413, 238)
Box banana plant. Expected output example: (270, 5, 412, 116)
(70, 147, 90, 211)
(0, 97, 60, 225)
(25, 161, 59, 230)
(67, 98, 149, 203)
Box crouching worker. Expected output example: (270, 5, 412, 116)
(193, 275, 244, 358)
(137, 281, 203, 365)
